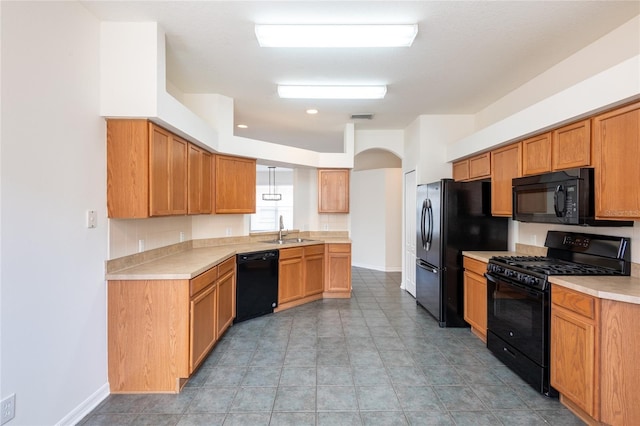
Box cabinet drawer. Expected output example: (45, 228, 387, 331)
(552, 285, 597, 319)
(217, 257, 235, 277)
(305, 244, 325, 256)
(191, 266, 218, 296)
(328, 243, 351, 253)
(280, 247, 304, 260)
(463, 257, 488, 276)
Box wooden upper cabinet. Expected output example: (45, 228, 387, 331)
(491, 142, 522, 217)
(522, 132, 552, 176)
(169, 135, 188, 215)
(188, 145, 213, 215)
(452, 160, 470, 181)
(453, 153, 490, 182)
(469, 153, 491, 180)
(552, 119, 591, 170)
(318, 169, 350, 213)
(593, 101, 640, 220)
(214, 154, 256, 214)
(107, 120, 188, 218)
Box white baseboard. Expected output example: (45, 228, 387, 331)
(352, 262, 402, 273)
(56, 382, 109, 426)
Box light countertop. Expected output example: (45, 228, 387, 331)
(463, 250, 640, 305)
(107, 238, 350, 281)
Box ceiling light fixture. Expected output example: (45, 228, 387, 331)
(278, 85, 387, 99)
(237, 124, 248, 129)
(306, 109, 319, 115)
(255, 24, 418, 47)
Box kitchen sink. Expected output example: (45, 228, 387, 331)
(262, 238, 316, 244)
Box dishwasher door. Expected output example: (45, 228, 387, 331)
(235, 250, 279, 323)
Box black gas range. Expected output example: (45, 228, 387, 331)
(486, 231, 630, 397)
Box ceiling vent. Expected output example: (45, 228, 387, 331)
(350, 113, 374, 120)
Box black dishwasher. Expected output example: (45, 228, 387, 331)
(235, 250, 279, 323)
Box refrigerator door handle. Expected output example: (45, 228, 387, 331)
(426, 199, 433, 251)
(420, 199, 428, 250)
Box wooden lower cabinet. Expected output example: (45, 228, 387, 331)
(216, 258, 236, 337)
(551, 284, 640, 425)
(190, 282, 217, 373)
(304, 244, 325, 296)
(550, 285, 599, 420)
(324, 243, 352, 297)
(108, 257, 236, 393)
(278, 247, 304, 304)
(462, 257, 488, 342)
(277, 244, 325, 310)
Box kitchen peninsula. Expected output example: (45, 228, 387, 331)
(106, 233, 351, 393)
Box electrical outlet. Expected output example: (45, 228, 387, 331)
(1, 394, 15, 425)
(138, 239, 145, 252)
(323, 223, 329, 231)
(179, 231, 185, 242)
(225, 227, 232, 236)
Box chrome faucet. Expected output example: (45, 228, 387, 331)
(278, 215, 287, 240)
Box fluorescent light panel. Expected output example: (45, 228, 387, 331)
(255, 24, 418, 47)
(278, 85, 387, 99)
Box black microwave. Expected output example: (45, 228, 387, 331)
(512, 168, 633, 227)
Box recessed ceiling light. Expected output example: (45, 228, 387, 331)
(237, 124, 248, 129)
(306, 109, 319, 115)
(278, 85, 387, 99)
(255, 24, 418, 47)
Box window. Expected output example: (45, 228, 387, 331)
(250, 166, 293, 232)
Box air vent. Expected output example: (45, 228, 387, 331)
(350, 113, 374, 120)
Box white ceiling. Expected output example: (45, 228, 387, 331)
(82, 1, 639, 153)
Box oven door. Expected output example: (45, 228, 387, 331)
(486, 272, 549, 366)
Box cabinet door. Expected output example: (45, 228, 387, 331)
(215, 155, 256, 214)
(170, 135, 188, 215)
(188, 144, 203, 214)
(106, 119, 150, 218)
(149, 124, 172, 216)
(552, 119, 591, 170)
(325, 244, 351, 293)
(318, 169, 350, 213)
(463, 270, 487, 341)
(550, 306, 598, 418)
(216, 269, 235, 337)
(201, 151, 213, 214)
(491, 142, 522, 217)
(304, 247, 325, 297)
(188, 145, 213, 215)
(522, 133, 552, 175)
(469, 153, 491, 180)
(279, 249, 304, 304)
(190, 284, 217, 373)
(593, 102, 640, 220)
(452, 160, 469, 181)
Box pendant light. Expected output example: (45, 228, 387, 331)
(262, 166, 282, 201)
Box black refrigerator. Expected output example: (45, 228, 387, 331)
(416, 179, 508, 327)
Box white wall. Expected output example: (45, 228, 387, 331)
(1, 3, 109, 425)
(448, 15, 640, 162)
(351, 169, 402, 271)
(404, 114, 475, 185)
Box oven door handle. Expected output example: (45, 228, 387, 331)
(553, 185, 566, 217)
(485, 272, 544, 297)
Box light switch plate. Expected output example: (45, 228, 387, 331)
(86, 210, 97, 228)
